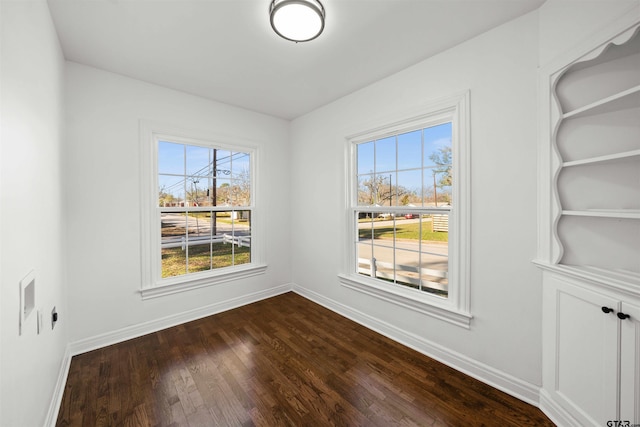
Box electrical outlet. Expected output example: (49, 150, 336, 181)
(51, 306, 58, 329)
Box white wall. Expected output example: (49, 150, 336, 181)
(0, 1, 68, 426)
(64, 63, 292, 345)
(538, 0, 640, 68)
(290, 12, 542, 392)
(3, 2, 635, 423)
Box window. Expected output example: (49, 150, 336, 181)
(339, 93, 471, 327)
(140, 123, 265, 299)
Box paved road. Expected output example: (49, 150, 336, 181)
(357, 239, 448, 271)
(356, 217, 448, 290)
(161, 213, 250, 239)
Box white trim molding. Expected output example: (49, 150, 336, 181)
(338, 273, 472, 328)
(293, 284, 539, 406)
(140, 264, 268, 299)
(70, 284, 292, 356)
(44, 346, 73, 427)
(139, 120, 266, 297)
(341, 91, 472, 326)
(46, 284, 292, 427)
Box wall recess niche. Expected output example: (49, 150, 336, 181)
(552, 25, 640, 287)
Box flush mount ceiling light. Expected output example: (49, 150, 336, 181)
(270, 0, 325, 43)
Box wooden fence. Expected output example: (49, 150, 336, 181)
(357, 257, 448, 292)
(162, 234, 251, 250)
(432, 214, 449, 232)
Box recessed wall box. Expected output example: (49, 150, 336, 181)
(19, 270, 36, 336)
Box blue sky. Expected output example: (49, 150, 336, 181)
(157, 141, 250, 200)
(357, 122, 452, 195)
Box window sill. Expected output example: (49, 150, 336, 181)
(338, 273, 472, 329)
(141, 264, 267, 300)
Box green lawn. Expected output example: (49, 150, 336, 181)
(161, 243, 250, 278)
(359, 221, 448, 242)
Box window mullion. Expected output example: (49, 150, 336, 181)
(183, 145, 189, 274)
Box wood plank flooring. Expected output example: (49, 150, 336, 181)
(56, 292, 554, 426)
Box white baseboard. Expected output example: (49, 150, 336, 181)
(539, 389, 582, 427)
(292, 284, 542, 407)
(46, 283, 293, 427)
(44, 345, 73, 427)
(68, 283, 293, 356)
(48, 283, 545, 426)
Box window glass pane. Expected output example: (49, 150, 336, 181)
(212, 211, 234, 269)
(213, 211, 233, 236)
(396, 170, 422, 206)
(435, 169, 452, 206)
(424, 167, 438, 207)
(214, 149, 232, 178)
(233, 210, 252, 266)
(186, 177, 206, 207)
(370, 214, 395, 248)
(231, 178, 251, 207)
(161, 212, 187, 278)
(393, 213, 421, 290)
(373, 245, 394, 283)
(357, 212, 374, 241)
(196, 178, 214, 207)
(158, 141, 184, 175)
(158, 175, 185, 207)
(186, 145, 211, 177)
(356, 213, 374, 277)
(374, 173, 394, 206)
(420, 214, 448, 296)
(357, 175, 375, 206)
(423, 122, 452, 168)
(155, 139, 255, 284)
(424, 167, 452, 207)
(375, 136, 396, 173)
(357, 141, 374, 175)
(187, 211, 212, 274)
(397, 130, 422, 171)
(395, 249, 420, 290)
(215, 178, 232, 206)
(231, 152, 250, 180)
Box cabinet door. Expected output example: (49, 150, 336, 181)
(552, 279, 619, 426)
(621, 301, 640, 424)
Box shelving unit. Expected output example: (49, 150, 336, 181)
(562, 84, 640, 119)
(553, 26, 640, 280)
(562, 148, 640, 167)
(561, 209, 640, 219)
(537, 17, 640, 427)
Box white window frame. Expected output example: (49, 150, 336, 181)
(139, 121, 266, 299)
(338, 92, 472, 328)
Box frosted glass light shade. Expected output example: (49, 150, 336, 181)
(270, 0, 325, 42)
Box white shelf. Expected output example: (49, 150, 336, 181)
(563, 149, 640, 167)
(562, 85, 640, 119)
(562, 209, 640, 219)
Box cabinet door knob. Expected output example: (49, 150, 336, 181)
(617, 312, 630, 320)
(601, 307, 614, 314)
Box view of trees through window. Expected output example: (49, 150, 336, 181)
(355, 122, 452, 296)
(157, 141, 252, 278)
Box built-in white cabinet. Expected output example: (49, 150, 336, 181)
(536, 13, 640, 427)
(541, 272, 640, 426)
(621, 300, 640, 423)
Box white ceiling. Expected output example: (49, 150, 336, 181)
(48, 0, 545, 120)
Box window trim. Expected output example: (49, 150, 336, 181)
(139, 121, 265, 299)
(339, 92, 472, 328)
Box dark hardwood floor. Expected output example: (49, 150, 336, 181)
(56, 292, 554, 426)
